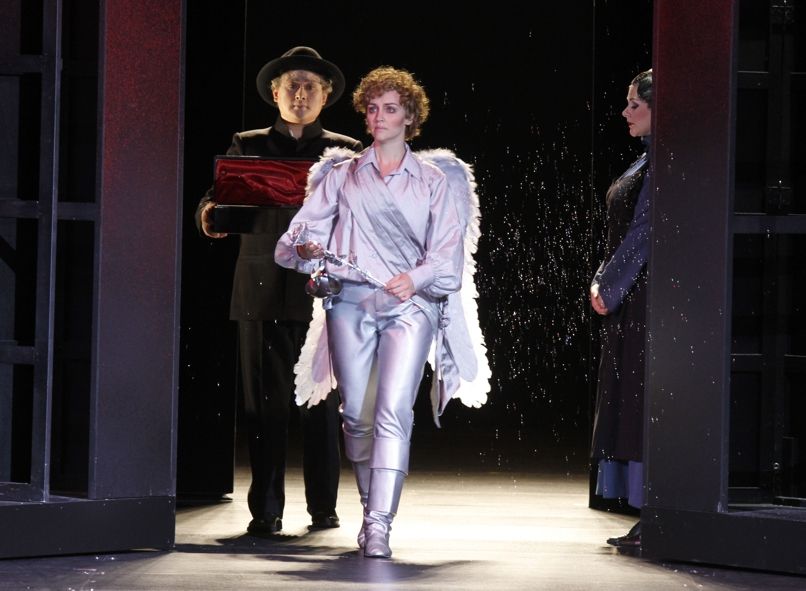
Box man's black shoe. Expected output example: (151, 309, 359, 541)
(247, 516, 282, 536)
(309, 512, 340, 530)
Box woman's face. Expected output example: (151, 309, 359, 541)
(622, 84, 651, 137)
(365, 90, 412, 144)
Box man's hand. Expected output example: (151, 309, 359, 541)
(201, 202, 227, 239)
(590, 284, 609, 316)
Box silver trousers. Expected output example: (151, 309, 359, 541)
(327, 282, 437, 474)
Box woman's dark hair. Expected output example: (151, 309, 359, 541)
(631, 69, 653, 106)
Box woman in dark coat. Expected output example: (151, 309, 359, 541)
(590, 69, 653, 548)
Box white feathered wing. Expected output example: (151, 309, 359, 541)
(293, 147, 356, 407)
(418, 149, 491, 412)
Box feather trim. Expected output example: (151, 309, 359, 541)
(418, 149, 491, 410)
(293, 298, 335, 407)
(304, 146, 359, 200)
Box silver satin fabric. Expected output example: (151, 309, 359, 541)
(328, 282, 437, 474)
(275, 146, 465, 459)
(275, 146, 464, 301)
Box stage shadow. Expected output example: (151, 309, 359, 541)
(174, 530, 476, 585)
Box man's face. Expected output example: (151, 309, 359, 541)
(273, 70, 328, 125)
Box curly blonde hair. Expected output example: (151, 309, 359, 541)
(352, 67, 430, 140)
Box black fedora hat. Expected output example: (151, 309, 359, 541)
(255, 46, 345, 108)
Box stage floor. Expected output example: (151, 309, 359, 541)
(0, 464, 803, 590)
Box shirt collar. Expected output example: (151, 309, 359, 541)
(356, 143, 422, 179)
(273, 116, 324, 140)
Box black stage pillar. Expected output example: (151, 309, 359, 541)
(643, 0, 806, 574)
(0, 0, 184, 558)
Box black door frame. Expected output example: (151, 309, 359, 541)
(0, 0, 183, 558)
(642, 0, 806, 574)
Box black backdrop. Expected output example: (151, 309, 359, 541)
(178, 1, 653, 493)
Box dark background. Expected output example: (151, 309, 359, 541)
(178, 0, 653, 491)
(4, 0, 804, 568)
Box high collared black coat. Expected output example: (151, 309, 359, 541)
(196, 117, 362, 322)
(590, 157, 649, 463)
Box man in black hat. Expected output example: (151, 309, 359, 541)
(196, 46, 362, 535)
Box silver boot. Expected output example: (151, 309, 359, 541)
(353, 461, 370, 548)
(344, 434, 374, 550)
(363, 468, 405, 558)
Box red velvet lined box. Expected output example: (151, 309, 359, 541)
(211, 156, 316, 233)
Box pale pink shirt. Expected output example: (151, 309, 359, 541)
(275, 145, 464, 300)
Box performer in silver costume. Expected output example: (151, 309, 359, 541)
(275, 67, 489, 559)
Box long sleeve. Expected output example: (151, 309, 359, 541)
(591, 260, 605, 290)
(274, 162, 343, 275)
(407, 173, 464, 298)
(597, 172, 650, 312)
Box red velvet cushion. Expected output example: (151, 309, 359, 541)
(213, 157, 315, 206)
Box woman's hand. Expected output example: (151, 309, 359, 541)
(386, 273, 415, 301)
(296, 240, 324, 260)
(590, 284, 609, 316)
